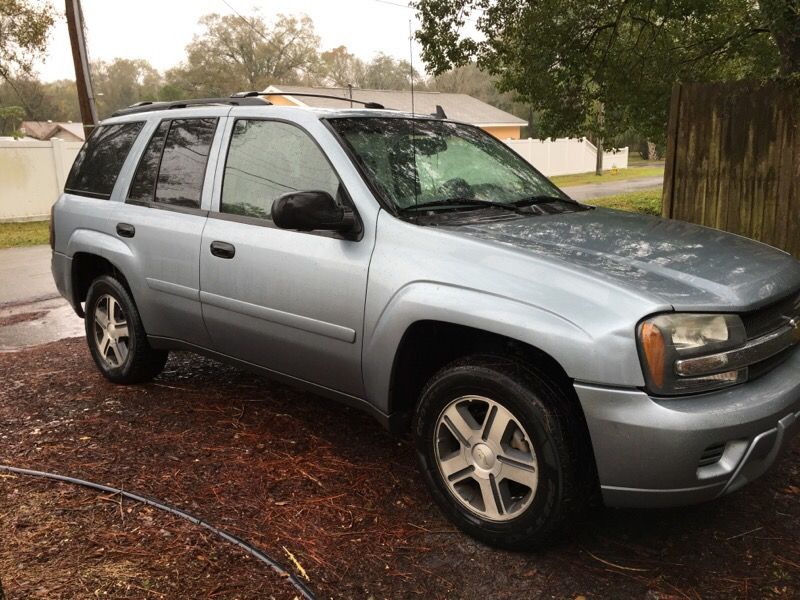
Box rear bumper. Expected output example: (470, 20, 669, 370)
(575, 348, 800, 508)
(51, 251, 78, 315)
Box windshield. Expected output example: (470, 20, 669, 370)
(327, 117, 569, 213)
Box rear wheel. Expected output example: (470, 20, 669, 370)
(85, 275, 168, 383)
(414, 355, 588, 549)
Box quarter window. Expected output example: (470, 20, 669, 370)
(65, 122, 144, 199)
(221, 120, 341, 220)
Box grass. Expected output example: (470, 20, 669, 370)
(0, 220, 50, 249)
(588, 189, 663, 215)
(550, 165, 664, 188)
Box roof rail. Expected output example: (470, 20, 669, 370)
(112, 96, 271, 117)
(232, 90, 387, 110)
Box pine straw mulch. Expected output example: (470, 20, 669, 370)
(0, 338, 798, 599)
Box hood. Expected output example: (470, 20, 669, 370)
(448, 208, 800, 312)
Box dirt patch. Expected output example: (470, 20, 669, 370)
(0, 312, 46, 328)
(1, 338, 798, 599)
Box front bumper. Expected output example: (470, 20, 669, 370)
(575, 348, 800, 507)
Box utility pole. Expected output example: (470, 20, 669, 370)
(65, 0, 97, 138)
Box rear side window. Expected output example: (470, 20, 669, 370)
(127, 118, 217, 209)
(127, 121, 169, 204)
(65, 122, 144, 199)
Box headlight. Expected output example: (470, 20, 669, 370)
(637, 313, 748, 395)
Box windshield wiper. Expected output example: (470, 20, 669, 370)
(399, 197, 525, 214)
(513, 194, 574, 207)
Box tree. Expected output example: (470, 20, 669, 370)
(0, 76, 80, 122)
(414, 0, 795, 155)
(760, 0, 800, 74)
(319, 46, 366, 87)
(0, 0, 55, 82)
(91, 58, 162, 118)
(167, 13, 321, 97)
(360, 53, 420, 90)
(0, 104, 24, 136)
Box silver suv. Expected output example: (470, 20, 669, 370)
(51, 96, 800, 549)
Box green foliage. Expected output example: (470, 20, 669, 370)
(589, 189, 663, 215)
(0, 0, 55, 81)
(0, 77, 80, 123)
(0, 105, 24, 136)
(414, 0, 796, 142)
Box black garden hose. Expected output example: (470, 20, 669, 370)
(0, 464, 316, 600)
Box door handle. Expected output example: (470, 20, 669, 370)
(116, 223, 135, 238)
(210, 241, 236, 259)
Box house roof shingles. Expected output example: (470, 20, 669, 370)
(264, 85, 527, 127)
(20, 121, 85, 141)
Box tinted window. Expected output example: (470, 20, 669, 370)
(154, 118, 217, 208)
(127, 120, 169, 204)
(221, 120, 340, 220)
(65, 122, 143, 199)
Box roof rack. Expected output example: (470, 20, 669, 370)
(232, 90, 387, 110)
(112, 96, 271, 117)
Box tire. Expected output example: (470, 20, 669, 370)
(413, 354, 589, 550)
(84, 275, 168, 384)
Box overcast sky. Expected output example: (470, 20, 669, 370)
(34, 0, 429, 82)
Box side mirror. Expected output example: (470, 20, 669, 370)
(271, 190, 356, 234)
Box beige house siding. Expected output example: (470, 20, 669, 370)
(481, 125, 521, 140)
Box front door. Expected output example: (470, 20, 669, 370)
(199, 118, 373, 397)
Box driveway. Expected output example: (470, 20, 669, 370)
(562, 175, 663, 200)
(0, 245, 83, 351)
(2, 338, 798, 599)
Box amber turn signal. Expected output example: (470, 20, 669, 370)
(640, 321, 666, 388)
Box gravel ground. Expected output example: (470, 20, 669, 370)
(1, 338, 798, 599)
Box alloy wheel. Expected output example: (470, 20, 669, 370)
(434, 395, 538, 521)
(93, 293, 130, 368)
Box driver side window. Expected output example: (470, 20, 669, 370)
(220, 120, 341, 220)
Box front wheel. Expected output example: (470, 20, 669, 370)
(85, 275, 168, 384)
(414, 355, 588, 550)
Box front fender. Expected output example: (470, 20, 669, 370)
(362, 281, 640, 414)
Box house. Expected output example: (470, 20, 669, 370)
(263, 85, 527, 140)
(20, 121, 85, 142)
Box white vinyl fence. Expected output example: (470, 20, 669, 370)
(0, 139, 82, 222)
(505, 137, 628, 177)
(0, 136, 628, 223)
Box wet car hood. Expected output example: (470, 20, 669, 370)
(447, 208, 800, 311)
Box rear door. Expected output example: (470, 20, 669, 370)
(111, 112, 225, 347)
(199, 116, 374, 397)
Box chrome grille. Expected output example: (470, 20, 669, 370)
(741, 290, 800, 339)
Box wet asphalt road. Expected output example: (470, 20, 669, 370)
(562, 176, 663, 200)
(0, 245, 83, 351)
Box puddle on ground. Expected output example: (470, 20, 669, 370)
(0, 297, 84, 351)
